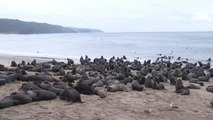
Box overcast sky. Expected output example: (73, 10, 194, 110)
(0, 0, 213, 32)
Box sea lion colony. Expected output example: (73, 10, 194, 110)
(0, 55, 213, 109)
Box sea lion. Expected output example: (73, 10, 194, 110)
(18, 82, 41, 93)
(157, 83, 165, 90)
(119, 77, 133, 85)
(62, 74, 78, 83)
(35, 81, 51, 90)
(48, 86, 63, 95)
(41, 63, 51, 69)
(59, 68, 65, 76)
(67, 58, 74, 65)
(94, 87, 107, 98)
(114, 73, 125, 80)
(9, 92, 32, 104)
(0, 73, 17, 83)
(0, 92, 32, 109)
(186, 83, 201, 89)
(52, 65, 61, 72)
(206, 85, 213, 93)
(0, 96, 14, 109)
(92, 80, 104, 87)
(209, 69, 213, 77)
(144, 76, 154, 88)
(11, 61, 17, 67)
(75, 79, 98, 95)
(0, 64, 7, 71)
(107, 84, 130, 92)
(59, 87, 83, 103)
(25, 75, 57, 82)
(27, 90, 57, 101)
(18, 64, 34, 70)
(31, 59, 37, 66)
(168, 76, 177, 85)
(189, 78, 204, 86)
(53, 82, 67, 89)
(36, 81, 63, 95)
(175, 79, 190, 95)
(152, 82, 165, 90)
(175, 79, 185, 91)
(132, 80, 144, 91)
(197, 74, 211, 82)
(0, 78, 6, 86)
(187, 72, 197, 80)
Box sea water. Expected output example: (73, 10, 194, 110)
(0, 32, 212, 63)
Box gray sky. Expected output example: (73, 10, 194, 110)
(0, 0, 213, 32)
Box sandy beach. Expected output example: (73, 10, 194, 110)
(0, 55, 212, 120)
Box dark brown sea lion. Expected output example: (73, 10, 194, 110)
(59, 87, 83, 103)
(107, 83, 130, 92)
(52, 65, 61, 72)
(92, 80, 104, 87)
(209, 68, 213, 77)
(75, 79, 98, 95)
(206, 85, 213, 93)
(168, 76, 177, 85)
(67, 58, 74, 65)
(40, 63, 51, 69)
(186, 83, 201, 89)
(144, 76, 154, 88)
(0, 64, 7, 71)
(11, 61, 17, 67)
(93, 87, 107, 98)
(0, 78, 6, 86)
(25, 74, 57, 82)
(175, 79, 190, 95)
(19, 82, 41, 93)
(114, 73, 125, 80)
(31, 59, 37, 66)
(132, 80, 144, 91)
(197, 74, 211, 82)
(35, 81, 51, 90)
(27, 90, 57, 101)
(0, 92, 32, 109)
(189, 78, 204, 86)
(48, 86, 63, 95)
(152, 82, 165, 90)
(0, 73, 17, 83)
(62, 74, 78, 83)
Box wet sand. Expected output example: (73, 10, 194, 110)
(0, 56, 213, 120)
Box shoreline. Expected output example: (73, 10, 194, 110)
(0, 54, 212, 68)
(0, 55, 67, 67)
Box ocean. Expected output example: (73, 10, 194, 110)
(0, 32, 213, 63)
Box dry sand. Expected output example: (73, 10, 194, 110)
(0, 81, 213, 120)
(0, 56, 213, 120)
